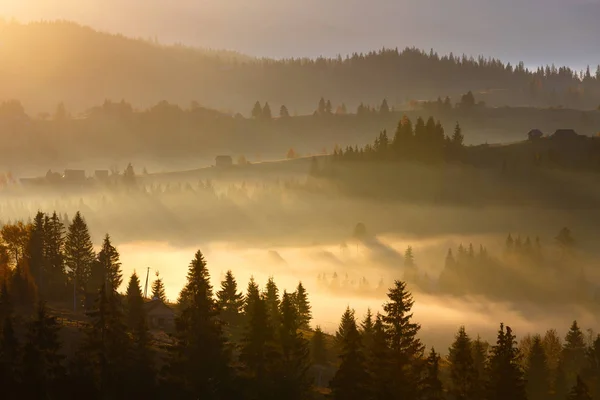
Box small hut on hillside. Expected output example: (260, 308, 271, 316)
(143, 298, 175, 331)
(552, 129, 580, 140)
(527, 129, 544, 141)
(215, 155, 233, 168)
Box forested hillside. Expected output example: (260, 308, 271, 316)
(2, 20, 600, 115)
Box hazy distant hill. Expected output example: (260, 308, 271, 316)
(1, 20, 600, 115)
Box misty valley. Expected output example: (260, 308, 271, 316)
(3, 15, 600, 400)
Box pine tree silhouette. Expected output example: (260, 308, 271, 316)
(382, 280, 425, 399)
(166, 251, 234, 399)
(422, 347, 445, 400)
(486, 324, 526, 400)
(330, 307, 370, 400)
(293, 282, 311, 329)
(448, 326, 478, 400)
(21, 301, 66, 398)
(525, 335, 550, 400)
(64, 212, 95, 312)
(311, 326, 328, 365)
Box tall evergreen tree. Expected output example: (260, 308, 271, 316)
(90, 234, 122, 293)
(451, 122, 464, 148)
(279, 104, 290, 118)
(318, 97, 326, 115)
(380, 98, 390, 115)
(43, 212, 67, 301)
(525, 334, 550, 400)
(360, 308, 375, 349)
(262, 102, 272, 119)
(564, 321, 587, 387)
(330, 307, 370, 400)
(83, 283, 131, 398)
(448, 326, 477, 400)
(382, 280, 425, 399)
(423, 347, 445, 400)
(21, 301, 66, 399)
(251, 101, 262, 119)
(151, 274, 167, 302)
(336, 307, 356, 348)
(311, 325, 328, 366)
(239, 294, 280, 400)
(64, 211, 95, 312)
(244, 276, 261, 321)
(264, 277, 281, 331)
(216, 270, 244, 338)
(472, 335, 488, 396)
(277, 291, 312, 399)
(166, 251, 234, 399)
(366, 313, 393, 400)
(486, 324, 527, 400)
(293, 281, 311, 329)
(27, 211, 46, 295)
(125, 272, 145, 331)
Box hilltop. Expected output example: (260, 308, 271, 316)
(2, 20, 600, 115)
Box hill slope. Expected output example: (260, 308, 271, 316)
(1, 20, 600, 115)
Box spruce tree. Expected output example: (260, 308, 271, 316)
(27, 211, 46, 295)
(311, 325, 328, 365)
(564, 321, 587, 387)
(264, 277, 281, 331)
(448, 326, 477, 400)
(366, 314, 393, 400)
(423, 347, 445, 400)
(239, 294, 280, 400)
(151, 274, 167, 302)
(91, 234, 122, 293)
(43, 212, 66, 301)
(472, 335, 488, 396)
(216, 270, 244, 339)
(83, 283, 131, 398)
(318, 97, 326, 114)
(486, 323, 527, 400)
(166, 251, 234, 399)
(568, 375, 592, 400)
(262, 102, 272, 119)
(330, 308, 370, 400)
(382, 280, 425, 399)
(279, 104, 290, 118)
(21, 301, 66, 399)
(360, 308, 375, 349)
(243, 276, 261, 322)
(277, 291, 312, 399)
(526, 334, 550, 400)
(336, 307, 356, 349)
(251, 101, 262, 118)
(64, 211, 95, 312)
(125, 272, 145, 331)
(128, 286, 155, 398)
(293, 281, 311, 329)
(380, 98, 390, 115)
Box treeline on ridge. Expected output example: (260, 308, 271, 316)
(4, 20, 600, 114)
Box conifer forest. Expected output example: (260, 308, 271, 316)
(3, 3, 600, 399)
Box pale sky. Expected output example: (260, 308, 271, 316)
(1, 0, 600, 69)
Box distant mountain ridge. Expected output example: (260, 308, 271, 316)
(1, 20, 600, 115)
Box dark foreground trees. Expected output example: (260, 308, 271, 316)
(4, 211, 600, 400)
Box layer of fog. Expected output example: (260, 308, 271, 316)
(117, 238, 600, 353)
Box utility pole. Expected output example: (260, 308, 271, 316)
(144, 267, 151, 299)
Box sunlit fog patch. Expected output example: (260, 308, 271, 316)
(116, 239, 600, 350)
